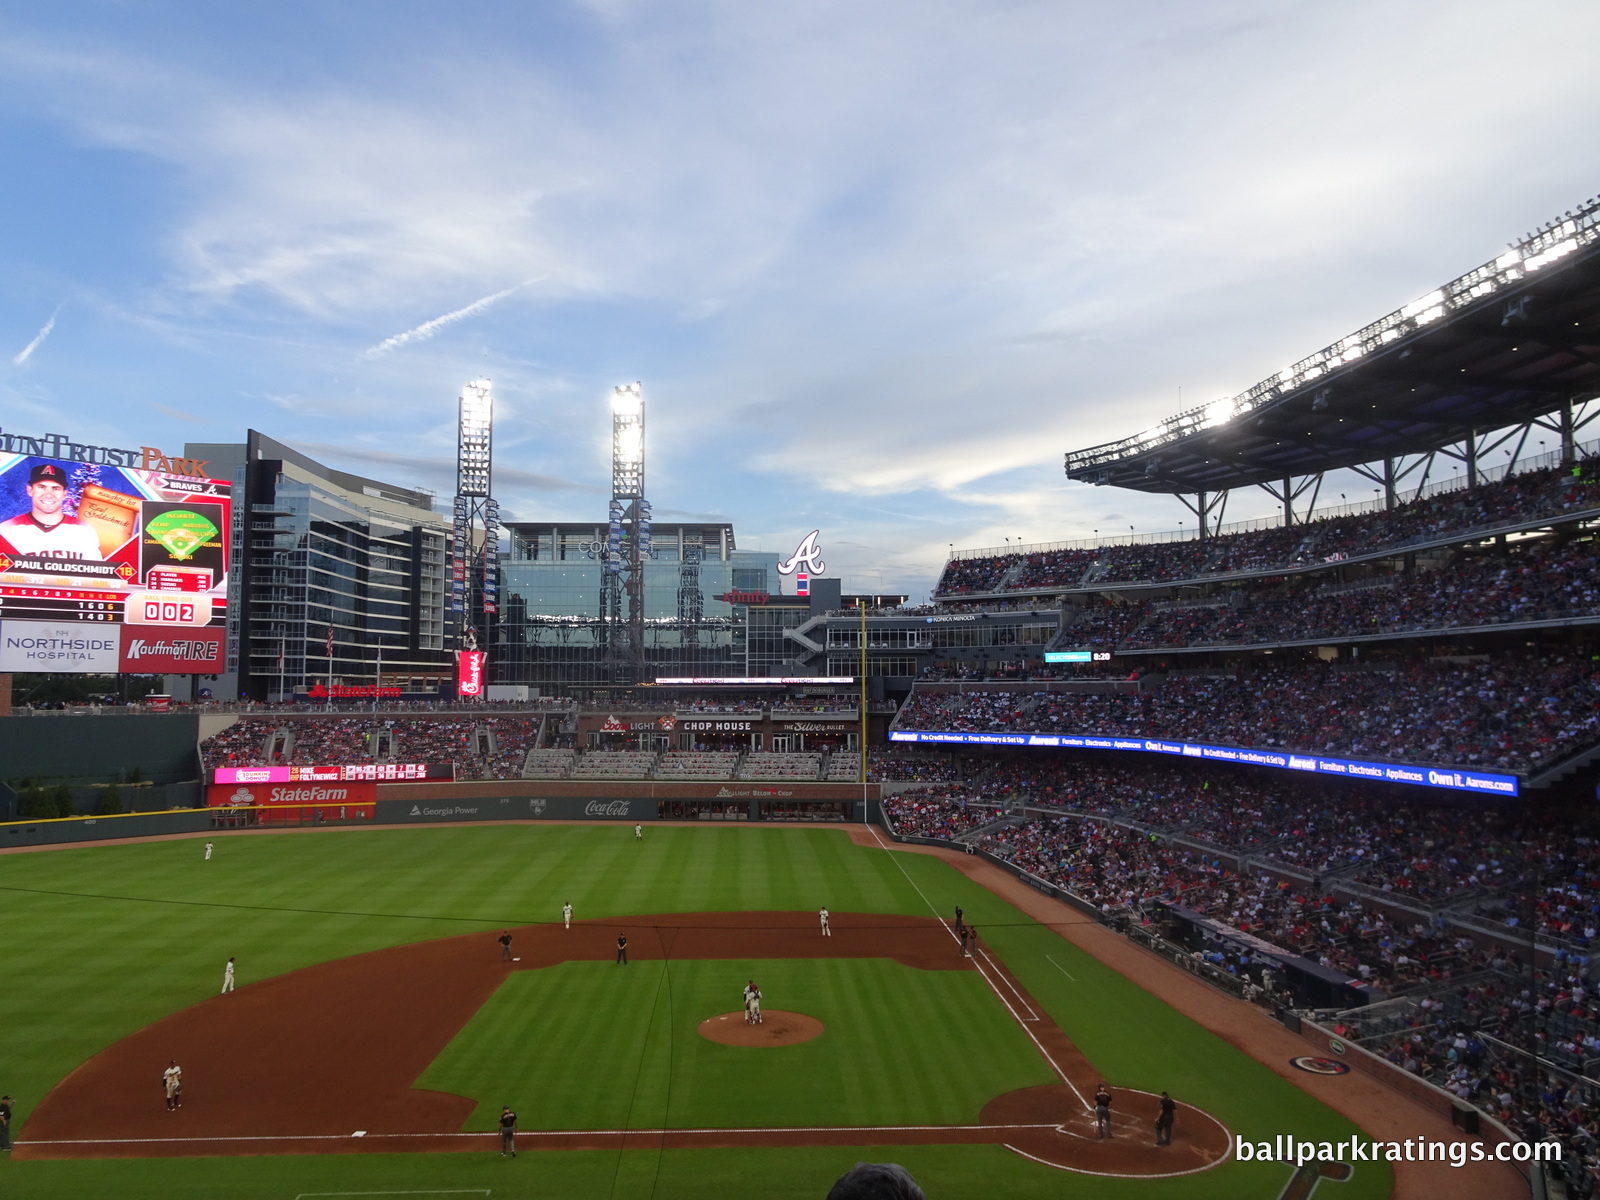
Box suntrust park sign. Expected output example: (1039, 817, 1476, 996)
(887, 729, 1520, 796)
(0, 429, 209, 476)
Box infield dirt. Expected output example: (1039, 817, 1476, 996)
(19, 909, 1229, 1176)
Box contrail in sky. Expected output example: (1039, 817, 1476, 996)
(360, 279, 541, 359)
(12, 304, 63, 366)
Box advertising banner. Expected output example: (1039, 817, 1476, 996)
(208, 780, 377, 822)
(888, 729, 1520, 796)
(458, 649, 484, 696)
(378, 796, 660, 823)
(119, 626, 226, 673)
(208, 781, 378, 807)
(212, 763, 452, 785)
(0, 620, 121, 672)
(0, 447, 230, 665)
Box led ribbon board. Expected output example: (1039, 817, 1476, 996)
(887, 729, 1519, 796)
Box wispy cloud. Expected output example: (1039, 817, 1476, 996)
(151, 401, 208, 423)
(359, 279, 542, 359)
(12, 304, 62, 366)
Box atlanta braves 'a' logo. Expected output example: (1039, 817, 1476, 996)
(776, 530, 825, 576)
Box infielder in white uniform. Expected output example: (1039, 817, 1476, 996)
(0, 463, 103, 559)
(819, 906, 831, 936)
(562, 901, 573, 930)
(743, 980, 762, 1025)
(163, 1061, 182, 1110)
(221, 956, 236, 994)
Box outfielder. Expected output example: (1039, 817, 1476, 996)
(499, 1105, 517, 1156)
(634, 823, 642, 840)
(221, 956, 236, 994)
(563, 901, 573, 930)
(204, 842, 213, 861)
(743, 980, 762, 1025)
(163, 1061, 182, 1110)
(819, 906, 831, 936)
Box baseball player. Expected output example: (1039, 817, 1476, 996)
(163, 1061, 182, 1110)
(819, 906, 831, 936)
(221, 956, 236, 994)
(204, 842, 213, 861)
(562, 902, 573, 930)
(499, 1105, 517, 1156)
(634, 823, 642, 840)
(1155, 1091, 1176, 1145)
(1094, 1082, 1113, 1138)
(499, 931, 513, 960)
(0, 463, 102, 559)
(616, 934, 629, 965)
(743, 980, 762, 1025)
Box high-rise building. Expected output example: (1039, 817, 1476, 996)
(497, 521, 784, 694)
(183, 433, 454, 700)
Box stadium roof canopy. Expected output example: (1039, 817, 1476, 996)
(1065, 197, 1600, 495)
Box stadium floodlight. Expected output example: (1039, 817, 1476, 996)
(610, 381, 645, 499)
(1201, 398, 1233, 430)
(457, 379, 493, 498)
(612, 382, 644, 416)
(1064, 192, 1600, 477)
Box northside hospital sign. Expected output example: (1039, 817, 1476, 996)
(888, 729, 1521, 797)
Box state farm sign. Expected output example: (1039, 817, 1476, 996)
(206, 781, 377, 807)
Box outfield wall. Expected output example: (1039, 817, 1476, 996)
(375, 780, 879, 802)
(0, 713, 201, 784)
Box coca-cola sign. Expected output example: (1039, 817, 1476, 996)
(584, 800, 632, 818)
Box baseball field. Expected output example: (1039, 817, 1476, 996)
(0, 822, 1392, 1199)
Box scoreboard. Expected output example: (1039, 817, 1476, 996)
(0, 448, 231, 673)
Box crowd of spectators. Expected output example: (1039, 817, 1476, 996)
(200, 716, 546, 780)
(1345, 964, 1600, 1190)
(895, 649, 1600, 773)
(1045, 536, 1600, 652)
(936, 459, 1600, 595)
(881, 786, 1000, 840)
(867, 747, 964, 782)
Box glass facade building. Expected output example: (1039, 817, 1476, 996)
(497, 521, 784, 693)
(186, 433, 454, 700)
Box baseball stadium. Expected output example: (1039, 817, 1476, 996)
(4, 195, 1600, 1200)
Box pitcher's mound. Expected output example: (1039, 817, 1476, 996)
(698, 1010, 823, 1047)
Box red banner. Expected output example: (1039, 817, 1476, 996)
(119, 625, 225, 673)
(458, 649, 484, 696)
(207, 780, 376, 822)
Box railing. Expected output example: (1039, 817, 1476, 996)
(950, 434, 1600, 562)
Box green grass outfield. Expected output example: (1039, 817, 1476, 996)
(0, 823, 1393, 1199)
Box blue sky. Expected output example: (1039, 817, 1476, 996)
(2, 1, 1598, 600)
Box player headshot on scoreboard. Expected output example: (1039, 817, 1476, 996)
(0, 462, 102, 560)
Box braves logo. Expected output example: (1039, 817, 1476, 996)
(776, 530, 825, 576)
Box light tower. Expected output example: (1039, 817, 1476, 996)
(452, 380, 499, 683)
(599, 382, 652, 687)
